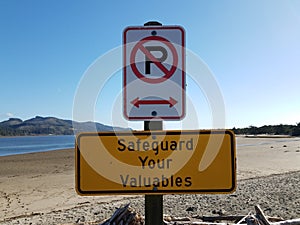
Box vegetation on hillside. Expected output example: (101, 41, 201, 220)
(232, 123, 300, 136)
(0, 116, 299, 137)
(0, 116, 128, 136)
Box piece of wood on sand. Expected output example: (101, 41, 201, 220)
(100, 203, 143, 225)
(245, 205, 300, 225)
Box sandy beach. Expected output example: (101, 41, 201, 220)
(0, 136, 300, 224)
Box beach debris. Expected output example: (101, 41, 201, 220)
(99, 203, 143, 225)
(99, 204, 300, 225)
(244, 205, 300, 225)
(186, 206, 198, 212)
(76, 215, 86, 223)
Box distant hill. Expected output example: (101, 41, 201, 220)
(0, 116, 129, 136)
(1, 116, 299, 137)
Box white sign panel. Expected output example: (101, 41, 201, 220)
(123, 26, 185, 120)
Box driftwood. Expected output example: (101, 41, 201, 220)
(193, 215, 246, 223)
(192, 214, 284, 223)
(163, 205, 300, 225)
(242, 205, 300, 225)
(100, 204, 300, 225)
(100, 204, 143, 225)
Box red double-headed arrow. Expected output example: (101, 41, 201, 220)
(131, 97, 177, 108)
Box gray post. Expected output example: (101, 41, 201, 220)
(144, 120, 163, 225)
(143, 21, 164, 225)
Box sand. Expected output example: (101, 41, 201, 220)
(0, 136, 299, 224)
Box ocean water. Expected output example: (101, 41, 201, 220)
(0, 135, 75, 156)
(1, 135, 298, 157)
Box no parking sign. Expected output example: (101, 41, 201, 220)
(123, 25, 185, 120)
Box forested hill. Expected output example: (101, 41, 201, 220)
(232, 123, 300, 136)
(0, 116, 129, 136)
(1, 116, 299, 136)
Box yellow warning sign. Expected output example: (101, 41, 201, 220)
(75, 130, 236, 195)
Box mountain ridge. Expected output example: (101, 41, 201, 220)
(1, 116, 299, 137)
(0, 116, 129, 136)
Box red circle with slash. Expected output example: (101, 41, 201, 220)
(130, 36, 178, 84)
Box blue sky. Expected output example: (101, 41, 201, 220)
(0, 0, 300, 129)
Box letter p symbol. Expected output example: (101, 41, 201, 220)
(145, 46, 168, 74)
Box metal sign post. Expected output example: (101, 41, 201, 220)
(143, 22, 164, 225)
(144, 120, 163, 225)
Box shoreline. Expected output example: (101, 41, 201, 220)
(0, 147, 74, 157)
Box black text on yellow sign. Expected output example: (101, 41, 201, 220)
(75, 130, 236, 195)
